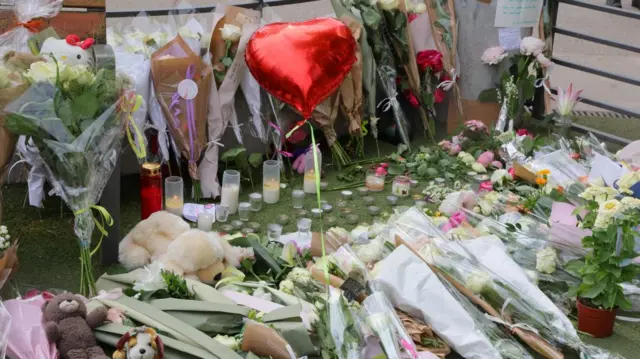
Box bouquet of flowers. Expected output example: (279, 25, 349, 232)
(151, 35, 213, 199)
(3, 43, 135, 295)
(0, 225, 18, 290)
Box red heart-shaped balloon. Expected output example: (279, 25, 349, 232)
(245, 18, 357, 119)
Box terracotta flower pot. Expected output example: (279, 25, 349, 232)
(576, 298, 617, 338)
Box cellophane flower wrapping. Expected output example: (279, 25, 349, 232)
(324, 286, 365, 359)
(3, 58, 132, 296)
(0, 299, 10, 359)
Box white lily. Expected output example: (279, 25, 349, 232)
(555, 83, 583, 116)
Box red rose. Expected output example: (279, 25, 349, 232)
(416, 50, 443, 73)
(403, 89, 420, 108)
(516, 129, 532, 137)
(396, 76, 402, 85)
(434, 88, 446, 103)
(408, 13, 418, 23)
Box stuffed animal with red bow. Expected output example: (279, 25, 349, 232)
(113, 326, 164, 359)
(40, 34, 95, 67)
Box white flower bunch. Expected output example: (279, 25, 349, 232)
(579, 185, 619, 204)
(213, 335, 241, 350)
(617, 172, 640, 194)
(132, 262, 167, 295)
(25, 62, 96, 87)
(220, 24, 242, 43)
(422, 181, 457, 203)
(288, 267, 312, 284)
(466, 270, 493, 294)
(279, 279, 294, 294)
(378, 0, 400, 10)
(481, 46, 507, 65)
(519, 36, 545, 56)
(491, 169, 513, 186)
(458, 151, 476, 165)
(354, 237, 386, 263)
(0, 225, 11, 252)
(536, 247, 558, 274)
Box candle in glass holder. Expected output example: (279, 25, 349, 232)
(304, 147, 321, 194)
(221, 170, 241, 214)
(304, 169, 319, 194)
(164, 176, 184, 217)
(197, 213, 214, 232)
(263, 160, 281, 204)
(366, 169, 385, 192)
(292, 190, 305, 209)
(249, 193, 263, 211)
(140, 163, 162, 220)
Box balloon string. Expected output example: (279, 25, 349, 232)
(307, 122, 329, 286)
(377, 91, 398, 112)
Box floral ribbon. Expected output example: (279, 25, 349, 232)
(268, 121, 293, 158)
(534, 75, 552, 95)
(377, 91, 399, 112)
(120, 92, 146, 160)
(400, 339, 419, 358)
(170, 65, 198, 178)
(437, 68, 457, 91)
(73, 205, 113, 255)
(12, 19, 44, 33)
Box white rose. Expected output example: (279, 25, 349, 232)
(62, 65, 95, 86)
(536, 247, 558, 274)
(213, 335, 240, 350)
(471, 163, 487, 173)
(413, 2, 427, 13)
(220, 24, 242, 43)
(458, 151, 476, 165)
(519, 36, 545, 56)
(25, 61, 61, 83)
(132, 262, 167, 293)
(378, 0, 399, 10)
(279, 279, 294, 294)
(466, 271, 493, 294)
(491, 169, 512, 185)
(478, 200, 493, 216)
(481, 46, 507, 65)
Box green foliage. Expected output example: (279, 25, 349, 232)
(568, 201, 640, 310)
(161, 270, 195, 300)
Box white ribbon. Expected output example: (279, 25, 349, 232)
(437, 68, 458, 92)
(377, 91, 399, 112)
(6, 158, 28, 180)
(205, 140, 225, 150)
(286, 344, 307, 359)
(534, 75, 552, 95)
(484, 313, 541, 335)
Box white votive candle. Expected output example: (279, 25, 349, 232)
(263, 179, 280, 204)
(165, 195, 183, 217)
(197, 212, 214, 232)
(304, 169, 318, 194)
(220, 184, 240, 215)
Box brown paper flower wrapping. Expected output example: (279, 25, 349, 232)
(338, 16, 364, 136)
(241, 321, 292, 359)
(397, 309, 451, 357)
(151, 36, 213, 179)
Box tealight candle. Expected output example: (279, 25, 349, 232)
(248, 222, 261, 231)
(296, 209, 309, 218)
(387, 195, 399, 206)
(197, 212, 214, 232)
(165, 195, 184, 217)
(434, 177, 446, 184)
(341, 190, 353, 200)
(321, 203, 333, 213)
(357, 187, 369, 196)
(231, 220, 243, 230)
(311, 208, 323, 218)
(324, 216, 337, 225)
(220, 224, 234, 233)
(368, 206, 381, 216)
(363, 196, 375, 206)
(340, 207, 353, 215)
(241, 227, 255, 235)
(277, 214, 290, 225)
(336, 200, 348, 208)
(346, 214, 359, 225)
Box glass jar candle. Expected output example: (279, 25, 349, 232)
(304, 147, 321, 194)
(216, 205, 229, 223)
(387, 195, 399, 206)
(297, 218, 312, 239)
(140, 162, 162, 220)
(221, 170, 241, 214)
(164, 176, 184, 217)
(292, 190, 305, 209)
(366, 168, 385, 192)
(263, 160, 280, 204)
(249, 193, 263, 211)
(197, 212, 214, 232)
(238, 202, 251, 221)
(267, 224, 283, 241)
(392, 176, 411, 197)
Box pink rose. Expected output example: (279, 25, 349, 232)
(380, 163, 389, 168)
(536, 53, 553, 69)
(107, 308, 125, 325)
(442, 211, 467, 232)
(491, 160, 503, 169)
(508, 167, 516, 177)
(449, 144, 462, 156)
(477, 151, 495, 167)
(479, 181, 493, 192)
(481, 46, 507, 65)
(439, 140, 453, 151)
(516, 129, 531, 137)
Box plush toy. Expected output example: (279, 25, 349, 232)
(40, 34, 95, 67)
(119, 211, 191, 270)
(43, 293, 109, 359)
(113, 326, 164, 359)
(119, 211, 253, 284)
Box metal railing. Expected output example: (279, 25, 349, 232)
(547, 0, 640, 146)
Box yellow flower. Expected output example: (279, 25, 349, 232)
(536, 177, 547, 186)
(435, 211, 442, 217)
(537, 169, 551, 176)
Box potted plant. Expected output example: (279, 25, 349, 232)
(568, 192, 640, 338)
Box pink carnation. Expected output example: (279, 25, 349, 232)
(439, 140, 453, 151)
(449, 144, 462, 156)
(464, 120, 489, 134)
(479, 181, 493, 192)
(491, 161, 503, 169)
(481, 46, 507, 65)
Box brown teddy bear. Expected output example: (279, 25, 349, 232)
(43, 293, 109, 359)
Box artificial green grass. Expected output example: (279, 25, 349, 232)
(2, 123, 640, 358)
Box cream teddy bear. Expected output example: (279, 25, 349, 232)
(119, 211, 253, 284)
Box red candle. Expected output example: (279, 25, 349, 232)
(140, 163, 163, 220)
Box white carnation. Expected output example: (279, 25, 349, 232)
(279, 279, 294, 294)
(458, 151, 476, 165)
(491, 169, 512, 185)
(519, 36, 545, 56)
(288, 267, 311, 284)
(471, 163, 487, 173)
(354, 238, 385, 263)
(617, 172, 640, 194)
(579, 186, 619, 204)
(220, 24, 242, 42)
(466, 271, 493, 294)
(535, 247, 558, 274)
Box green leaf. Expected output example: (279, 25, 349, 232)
(521, 136, 534, 155)
(221, 147, 246, 162)
(387, 164, 404, 176)
(581, 280, 606, 299)
(426, 168, 438, 177)
(417, 163, 429, 176)
(248, 153, 263, 168)
(397, 143, 409, 154)
(405, 162, 418, 169)
(477, 88, 499, 103)
(565, 259, 585, 274)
